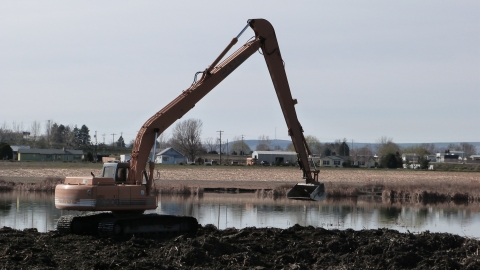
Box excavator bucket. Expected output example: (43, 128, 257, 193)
(287, 183, 326, 201)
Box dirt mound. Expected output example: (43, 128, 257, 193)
(1, 225, 479, 269)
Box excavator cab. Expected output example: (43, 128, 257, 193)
(102, 162, 148, 184)
(102, 162, 129, 183)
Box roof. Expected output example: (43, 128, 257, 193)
(18, 149, 83, 155)
(10, 145, 30, 152)
(156, 147, 184, 157)
(253, 151, 297, 155)
(321, 156, 347, 161)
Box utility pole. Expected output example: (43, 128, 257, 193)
(102, 133, 106, 153)
(241, 135, 244, 156)
(94, 131, 98, 162)
(217, 130, 223, 165)
(111, 133, 116, 148)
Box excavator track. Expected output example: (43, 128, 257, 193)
(57, 212, 198, 237)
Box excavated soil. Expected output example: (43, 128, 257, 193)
(1, 225, 480, 269)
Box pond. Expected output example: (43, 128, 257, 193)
(1, 191, 479, 238)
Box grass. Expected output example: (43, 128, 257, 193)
(155, 184, 204, 195)
(0, 177, 63, 192)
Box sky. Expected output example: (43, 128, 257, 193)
(1, 1, 479, 145)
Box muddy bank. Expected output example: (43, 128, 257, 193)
(1, 225, 479, 269)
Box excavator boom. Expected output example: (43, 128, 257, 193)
(55, 18, 324, 238)
(129, 20, 324, 200)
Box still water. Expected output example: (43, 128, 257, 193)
(1, 191, 479, 238)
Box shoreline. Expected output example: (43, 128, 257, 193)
(1, 165, 480, 203)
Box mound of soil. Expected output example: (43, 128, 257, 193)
(1, 225, 479, 269)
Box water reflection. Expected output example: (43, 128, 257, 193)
(1, 191, 480, 238)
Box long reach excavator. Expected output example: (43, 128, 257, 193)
(55, 19, 325, 237)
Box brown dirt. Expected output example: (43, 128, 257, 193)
(1, 225, 479, 269)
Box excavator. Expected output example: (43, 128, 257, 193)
(54, 18, 325, 237)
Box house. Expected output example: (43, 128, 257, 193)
(155, 147, 185, 164)
(251, 151, 297, 165)
(18, 148, 84, 162)
(470, 155, 480, 161)
(352, 155, 376, 168)
(10, 145, 30, 160)
(401, 153, 419, 163)
(436, 151, 462, 163)
(319, 156, 347, 168)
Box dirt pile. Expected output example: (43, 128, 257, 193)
(1, 225, 479, 269)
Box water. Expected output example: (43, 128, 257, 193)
(1, 191, 479, 238)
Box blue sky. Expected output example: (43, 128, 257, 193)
(1, 1, 478, 145)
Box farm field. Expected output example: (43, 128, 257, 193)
(1, 161, 480, 201)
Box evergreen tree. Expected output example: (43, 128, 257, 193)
(0, 143, 13, 160)
(116, 136, 126, 148)
(78, 125, 91, 146)
(338, 141, 350, 156)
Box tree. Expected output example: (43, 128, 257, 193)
(203, 137, 217, 153)
(116, 136, 126, 148)
(156, 133, 170, 150)
(338, 140, 350, 156)
(323, 147, 332, 157)
(256, 135, 271, 151)
(305, 135, 322, 155)
(0, 143, 13, 160)
(30, 120, 41, 148)
(375, 136, 400, 158)
(230, 136, 251, 155)
(380, 152, 401, 169)
(351, 146, 373, 157)
(78, 125, 91, 146)
(401, 145, 430, 156)
(458, 142, 477, 157)
(170, 118, 203, 162)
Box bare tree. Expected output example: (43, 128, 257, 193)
(45, 120, 53, 148)
(351, 146, 373, 157)
(305, 135, 322, 155)
(445, 142, 478, 157)
(30, 120, 42, 147)
(230, 136, 251, 155)
(375, 136, 400, 157)
(170, 119, 203, 162)
(401, 145, 431, 156)
(216, 138, 228, 154)
(256, 135, 271, 151)
(156, 132, 170, 150)
(203, 137, 217, 153)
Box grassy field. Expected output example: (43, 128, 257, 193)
(1, 161, 480, 202)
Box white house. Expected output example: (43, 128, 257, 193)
(353, 156, 376, 168)
(436, 151, 462, 163)
(251, 151, 297, 165)
(155, 148, 185, 164)
(319, 156, 346, 167)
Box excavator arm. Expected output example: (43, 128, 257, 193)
(128, 19, 322, 199)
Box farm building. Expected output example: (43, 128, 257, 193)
(251, 151, 297, 165)
(18, 148, 84, 162)
(10, 145, 30, 160)
(155, 147, 185, 164)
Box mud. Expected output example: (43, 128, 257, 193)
(1, 225, 479, 269)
